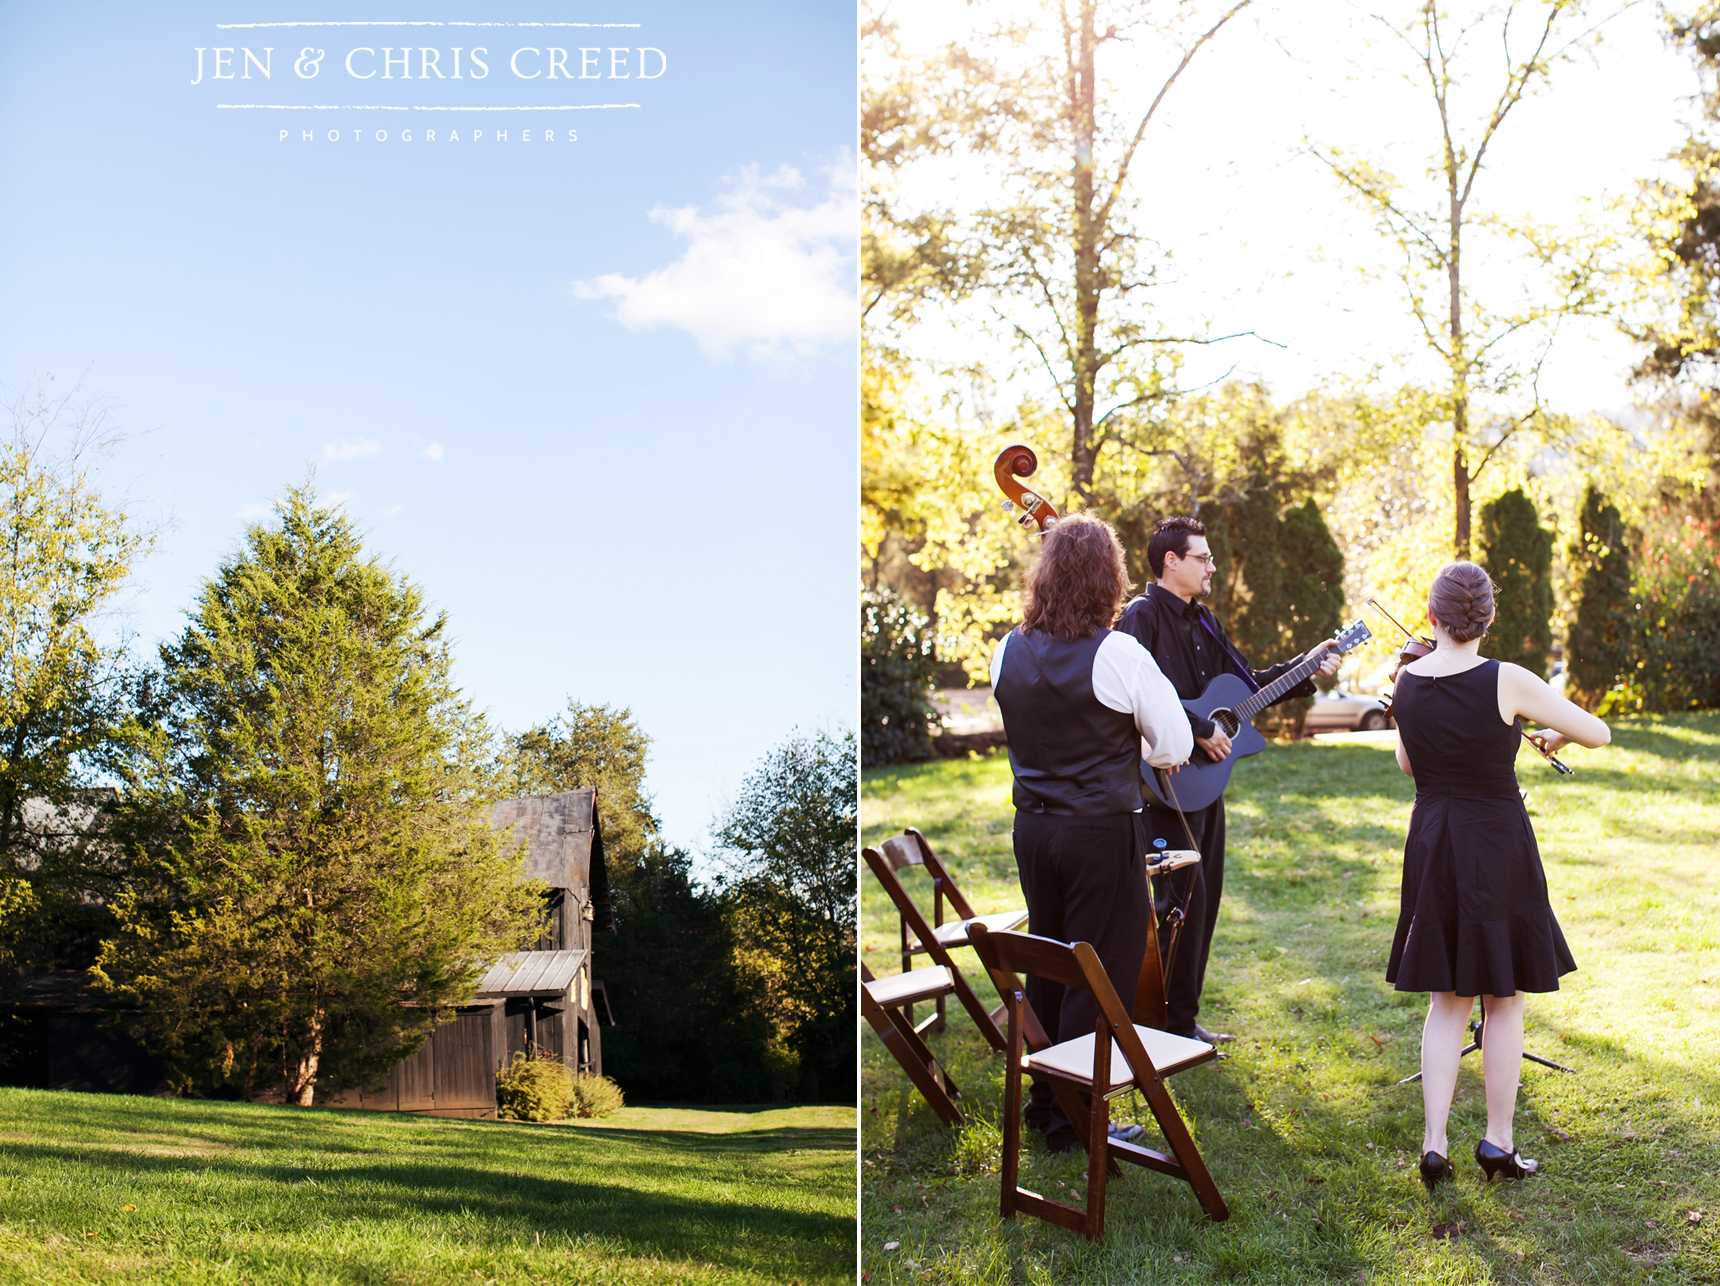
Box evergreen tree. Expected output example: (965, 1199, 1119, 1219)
(597, 843, 769, 1103)
(1278, 499, 1346, 657)
(1566, 487, 1633, 708)
(1214, 484, 1345, 737)
(1479, 488, 1554, 676)
(96, 485, 542, 1104)
(860, 587, 937, 765)
(1223, 471, 1287, 664)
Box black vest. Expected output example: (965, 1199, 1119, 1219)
(996, 627, 1141, 816)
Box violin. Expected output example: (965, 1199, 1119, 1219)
(993, 445, 1060, 534)
(1365, 598, 1574, 777)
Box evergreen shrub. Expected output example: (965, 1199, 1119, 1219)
(1566, 487, 1633, 707)
(495, 1050, 574, 1122)
(569, 1072, 626, 1118)
(1222, 487, 1344, 739)
(1480, 488, 1554, 676)
(861, 587, 938, 765)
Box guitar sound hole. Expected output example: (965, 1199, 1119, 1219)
(1213, 709, 1241, 738)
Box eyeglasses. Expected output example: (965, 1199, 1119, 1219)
(1175, 552, 1216, 568)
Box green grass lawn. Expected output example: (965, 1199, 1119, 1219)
(0, 1090, 856, 1284)
(862, 714, 1720, 1284)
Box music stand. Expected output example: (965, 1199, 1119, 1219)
(1397, 1002, 1577, 1084)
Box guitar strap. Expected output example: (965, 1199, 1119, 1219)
(1197, 611, 1261, 694)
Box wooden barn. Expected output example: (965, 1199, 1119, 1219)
(1, 788, 615, 1118)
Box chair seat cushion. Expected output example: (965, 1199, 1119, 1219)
(865, 965, 955, 1009)
(922, 908, 1029, 949)
(1024, 1025, 1214, 1092)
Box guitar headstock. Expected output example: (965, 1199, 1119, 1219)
(1333, 619, 1373, 654)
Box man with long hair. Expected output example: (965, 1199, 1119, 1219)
(1116, 516, 1341, 1045)
(990, 513, 1191, 1153)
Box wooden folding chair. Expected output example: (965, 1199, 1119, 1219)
(861, 963, 965, 1127)
(967, 923, 1229, 1239)
(863, 827, 1027, 1051)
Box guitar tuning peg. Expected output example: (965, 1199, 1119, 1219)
(1001, 499, 1016, 513)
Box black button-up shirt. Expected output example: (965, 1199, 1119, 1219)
(1113, 583, 1316, 741)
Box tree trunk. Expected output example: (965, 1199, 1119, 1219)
(1447, 149, 1471, 559)
(1068, 0, 1101, 501)
(1452, 439, 1471, 560)
(288, 1009, 324, 1107)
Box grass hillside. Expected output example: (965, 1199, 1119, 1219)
(0, 1091, 855, 1284)
(862, 714, 1720, 1284)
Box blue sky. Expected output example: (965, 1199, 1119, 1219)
(0, 1, 858, 859)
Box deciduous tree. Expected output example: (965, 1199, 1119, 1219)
(1312, 0, 1619, 556)
(867, 0, 1255, 504)
(713, 729, 856, 1102)
(505, 701, 657, 878)
(0, 380, 153, 976)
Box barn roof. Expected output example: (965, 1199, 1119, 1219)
(473, 949, 589, 998)
(489, 788, 613, 930)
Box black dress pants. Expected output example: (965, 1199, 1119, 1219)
(1144, 796, 1226, 1036)
(1012, 809, 1151, 1151)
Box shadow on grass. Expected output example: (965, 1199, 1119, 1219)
(0, 1132, 851, 1272)
(868, 1001, 1720, 1282)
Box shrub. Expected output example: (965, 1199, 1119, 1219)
(1480, 488, 1555, 677)
(569, 1073, 626, 1118)
(861, 587, 937, 765)
(1605, 515, 1720, 714)
(495, 1050, 574, 1122)
(1566, 487, 1633, 708)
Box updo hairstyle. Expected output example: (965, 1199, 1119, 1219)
(1426, 561, 1496, 643)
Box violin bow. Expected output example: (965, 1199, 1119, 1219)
(1364, 598, 1573, 777)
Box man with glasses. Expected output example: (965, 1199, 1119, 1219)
(1115, 516, 1341, 1045)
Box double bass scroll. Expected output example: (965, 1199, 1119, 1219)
(993, 446, 1061, 534)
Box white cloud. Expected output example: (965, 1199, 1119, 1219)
(420, 442, 444, 462)
(573, 157, 857, 366)
(323, 438, 381, 461)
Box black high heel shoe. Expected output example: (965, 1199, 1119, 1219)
(1418, 1151, 1454, 1193)
(1474, 1138, 1539, 1181)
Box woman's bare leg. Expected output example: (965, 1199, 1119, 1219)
(1421, 991, 1473, 1156)
(1480, 991, 1526, 1152)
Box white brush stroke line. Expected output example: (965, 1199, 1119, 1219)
(215, 20, 642, 27)
(217, 103, 640, 110)
(411, 103, 640, 110)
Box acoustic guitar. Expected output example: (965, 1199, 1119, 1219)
(1141, 618, 1374, 811)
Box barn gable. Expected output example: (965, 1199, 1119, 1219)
(488, 788, 614, 934)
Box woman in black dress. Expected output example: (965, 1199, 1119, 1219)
(1387, 562, 1610, 1189)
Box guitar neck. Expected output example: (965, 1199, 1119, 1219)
(1234, 656, 1321, 724)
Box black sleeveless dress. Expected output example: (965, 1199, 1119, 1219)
(1385, 659, 1576, 996)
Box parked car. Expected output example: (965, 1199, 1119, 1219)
(1303, 687, 1394, 733)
